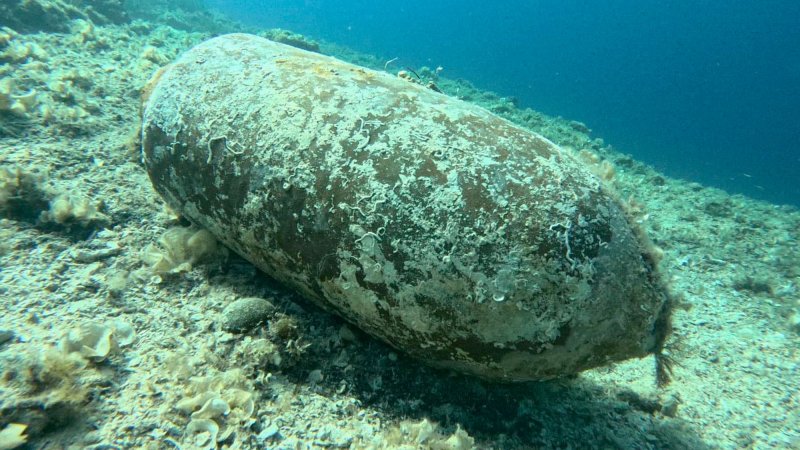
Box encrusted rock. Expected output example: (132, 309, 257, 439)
(0, 0, 128, 34)
(221, 297, 275, 333)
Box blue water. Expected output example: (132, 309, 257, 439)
(210, 0, 800, 207)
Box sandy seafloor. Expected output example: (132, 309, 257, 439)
(0, 3, 798, 450)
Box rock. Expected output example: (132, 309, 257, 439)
(0, 0, 128, 34)
(259, 29, 320, 53)
(221, 297, 275, 333)
(0, 329, 15, 347)
(142, 34, 672, 382)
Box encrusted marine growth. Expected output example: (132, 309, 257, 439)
(142, 34, 671, 381)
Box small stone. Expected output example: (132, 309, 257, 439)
(307, 369, 323, 384)
(0, 329, 15, 347)
(221, 297, 275, 333)
(661, 395, 680, 417)
(257, 423, 281, 441)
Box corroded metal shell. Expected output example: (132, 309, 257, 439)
(142, 34, 670, 381)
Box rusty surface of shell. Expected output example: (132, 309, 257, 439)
(142, 34, 670, 381)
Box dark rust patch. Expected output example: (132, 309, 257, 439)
(415, 157, 445, 183)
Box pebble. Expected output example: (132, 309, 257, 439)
(221, 297, 275, 333)
(0, 329, 15, 347)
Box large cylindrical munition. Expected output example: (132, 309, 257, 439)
(142, 34, 671, 381)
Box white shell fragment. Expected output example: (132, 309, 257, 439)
(185, 418, 219, 447)
(58, 321, 135, 361)
(112, 320, 136, 346)
(191, 397, 231, 420)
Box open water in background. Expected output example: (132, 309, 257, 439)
(209, 0, 800, 207)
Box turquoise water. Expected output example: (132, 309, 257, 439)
(1, 2, 798, 448)
(210, 0, 800, 207)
